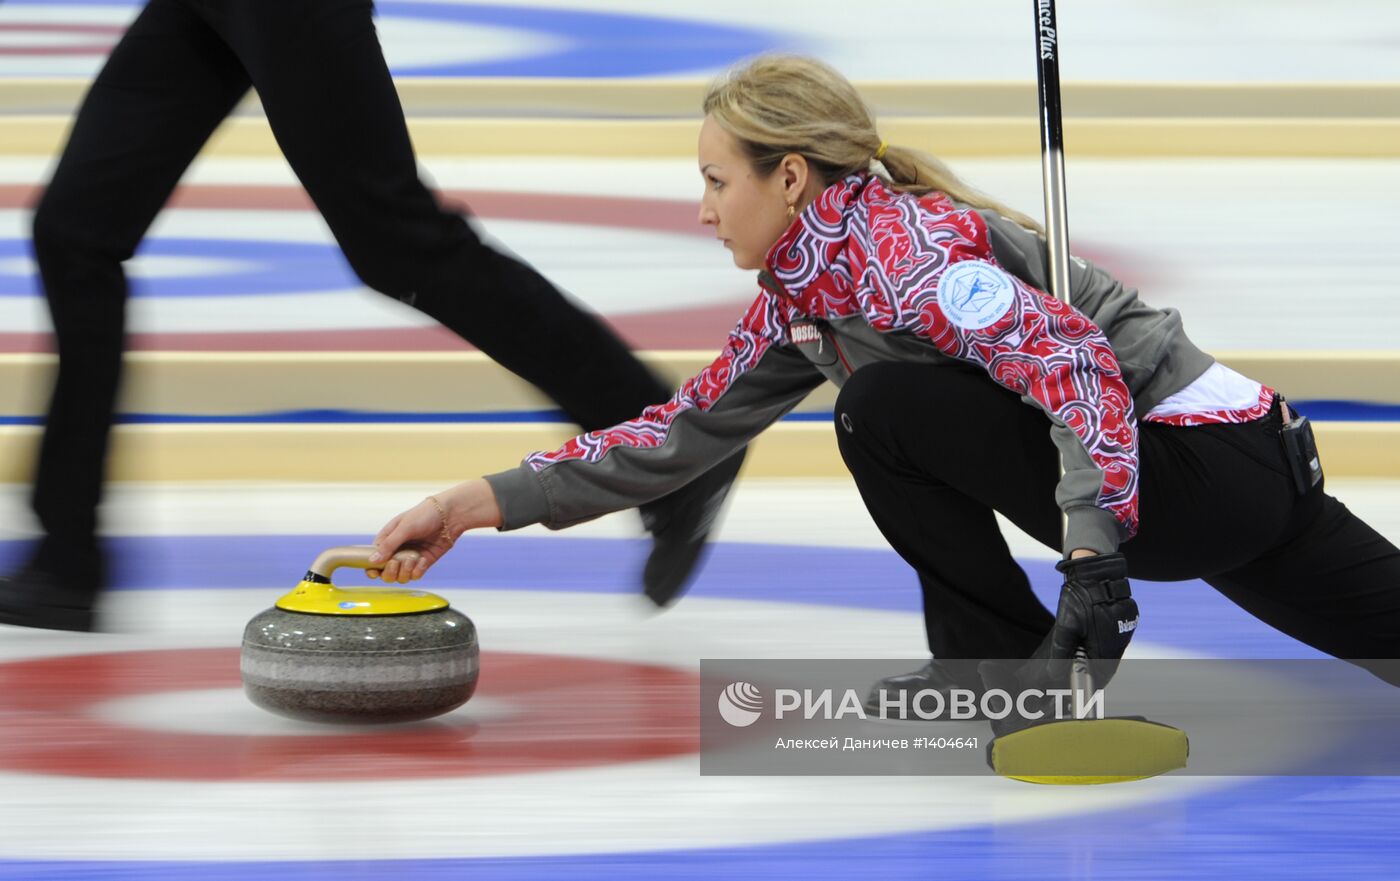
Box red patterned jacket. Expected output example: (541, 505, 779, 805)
(486, 174, 1271, 555)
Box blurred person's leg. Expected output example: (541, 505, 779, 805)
(213, 0, 741, 599)
(1, 0, 251, 628)
(218, 0, 665, 427)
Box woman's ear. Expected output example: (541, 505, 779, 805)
(780, 153, 810, 204)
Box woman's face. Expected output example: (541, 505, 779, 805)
(696, 115, 802, 271)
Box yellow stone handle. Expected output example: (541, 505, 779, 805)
(308, 545, 422, 581)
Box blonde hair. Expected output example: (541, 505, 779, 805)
(703, 55, 1044, 234)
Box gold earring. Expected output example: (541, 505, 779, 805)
(787, 203, 796, 219)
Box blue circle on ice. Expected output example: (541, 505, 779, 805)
(0, 237, 358, 298)
(3, 0, 783, 77)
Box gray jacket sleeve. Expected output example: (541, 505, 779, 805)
(980, 209, 1215, 415)
(484, 293, 825, 531)
(979, 208, 1228, 554)
(936, 209, 1142, 555)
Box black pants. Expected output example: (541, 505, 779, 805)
(834, 362, 1400, 676)
(28, 0, 670, 584)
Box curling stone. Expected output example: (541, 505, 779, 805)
(241, 545, 478, 724)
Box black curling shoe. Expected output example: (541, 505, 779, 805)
(639, 447, 747, 608)
(0, 567, 98, 632)
(864, 658, 989, 721)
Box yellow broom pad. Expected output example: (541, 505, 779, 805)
(989, 717, 1189, 785)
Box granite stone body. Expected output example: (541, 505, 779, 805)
(241, 606, 479, 724)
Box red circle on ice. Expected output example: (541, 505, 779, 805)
(0, 647, 699, 781)
(0, 24, 123, 56)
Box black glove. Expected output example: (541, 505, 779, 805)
(978, 553, 1139, 737)
(1046, 552, 1139, 665)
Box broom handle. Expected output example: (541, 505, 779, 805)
(1033, 0, 1096, 702)
(1034, 0, 1073, 313)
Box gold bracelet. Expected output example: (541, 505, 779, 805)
(426, 495, 453, 544)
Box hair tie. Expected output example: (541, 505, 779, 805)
(874, 140, 888, 161)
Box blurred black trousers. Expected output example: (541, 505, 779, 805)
(834, 362, 1400, 684)
(28, 0, 668, 585)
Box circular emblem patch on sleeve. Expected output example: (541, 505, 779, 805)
(935, 259, 1018, 330)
